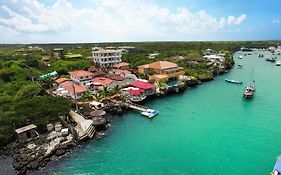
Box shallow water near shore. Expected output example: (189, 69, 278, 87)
(7, 51, 281, 175)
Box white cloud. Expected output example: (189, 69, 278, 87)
(272, 19, 280, 24)
(0, 0, 247, 43)
(227, 14, 247, 26)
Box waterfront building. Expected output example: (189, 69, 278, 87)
(138, 61, 185, 82)
(92, 49, 122, 67)
(69, 70, 93, 87)
(123, 87, 146, 102)
(15, 124, 38, 143)
(130, 80, 156, 96)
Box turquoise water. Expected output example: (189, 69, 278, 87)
(52, 52, 281, 175)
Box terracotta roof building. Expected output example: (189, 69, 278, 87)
(69, 70, 92, 87)
(114, 62, 130, 69)
(55, 77, 71, 84)
(138, 61, 185, 82)
(61, 84, 87, 99)
(92, 77, 113, 87)
(130, 80, 156, 96)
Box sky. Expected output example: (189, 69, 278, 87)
(0, 0, 280, 44)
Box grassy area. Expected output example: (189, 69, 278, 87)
(0, 41, 279, 146)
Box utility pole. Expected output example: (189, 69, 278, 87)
(72, 84, 79, 112)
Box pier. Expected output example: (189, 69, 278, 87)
(123, 102, 148, 112)
(122, 102, 158, 118)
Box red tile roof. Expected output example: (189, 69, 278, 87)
(69, 70, 92, 77)
(92, 70, 106, 77)
(138, 61, 179, 70)
(114, 62, 130, 68)
(127, 89, 144, 95)
(62, 84, 87, 93)
(106, 74, 125, 81)
(113, 69, 131, 75)
(92, 77, 113, 86)
(130, 80, 156, 90)
(55, 78, 71, 84)
(60, 80, 74, 87)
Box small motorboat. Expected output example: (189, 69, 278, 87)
(238, 55, 243, 59)
(225, 78, 243, 84)
(237, 64, 243, 69)
(141, 109, 159, 118)
(276, 61, 281, 66)
(265, 57, 276, 62)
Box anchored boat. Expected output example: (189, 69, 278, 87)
(243, 69, 256, 99)
(276, 60, 281, 66)
(225, 78, 243, 84)
(243, 81, 255, 98)
(266, 57, 276, 62)
(237, 64, 243, 69)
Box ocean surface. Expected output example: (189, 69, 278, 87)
(20, 51, 281, 174)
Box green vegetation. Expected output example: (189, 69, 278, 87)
(0, 41, 279, 146)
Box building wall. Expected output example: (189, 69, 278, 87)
(92, 51, 122, 67)
(70, 75, 92, 86)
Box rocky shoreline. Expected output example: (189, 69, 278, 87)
(0, 65, 232, 175)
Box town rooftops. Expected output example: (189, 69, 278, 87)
(92, 77, 113, 86)
(92, 70, 106, 78)
(92, 49, 121, 54)
(138, 61, 179, 70)
(55, 77, 71, 84)
(127, 88, 144, 96)
(131, 80, 156, 90)
(63, 84, 87, 93)
(69, 70, 92, 77)
(113, 69, 131, 76)
(114, 62, 130, 68)
(106, 74, 125, 81)
(15, 124, 37, 134)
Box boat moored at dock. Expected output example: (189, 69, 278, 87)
(141, 109, 159, 118)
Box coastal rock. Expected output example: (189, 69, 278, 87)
(55, 149, 66, 156)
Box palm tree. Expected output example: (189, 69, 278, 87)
(94, 93, 104, 102)
(100, 86, 110, 97)
(112, 85, 122, 95)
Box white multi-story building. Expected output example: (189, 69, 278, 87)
(69, 70, 93, 87)
(92, 49, 122, 67)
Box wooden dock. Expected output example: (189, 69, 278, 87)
(122, 102, 158, 118)
(122, 102, 148, 112)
